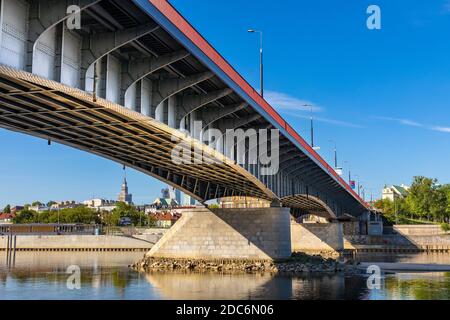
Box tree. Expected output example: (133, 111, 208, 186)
(32, 201, 43, 207)
(57, 207, 100, 224)
(111, 202, 147, 226)
(13, 209, 37, 224)
(439, 184, 450, 222)
(47, 201, 57, 208)
(3, 204, 11, 213)
(406, 177, 448, 222)
(407, 177, 436, 221)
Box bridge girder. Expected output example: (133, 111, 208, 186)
(81, 23, 160, 86)
(28, 0, 102, 71)
(121, 49, 190, 104)
(200, 102, 247, 130)
(179, 88, 233, 121)
(152, 71, 215, 119)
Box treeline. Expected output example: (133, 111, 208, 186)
(375, 176, 450, 224)
(12, 206, 101, 224)
(12, 202, 155, 227)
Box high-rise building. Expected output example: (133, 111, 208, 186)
(118, 178, 133, 204)
(174, 188, 196, 206)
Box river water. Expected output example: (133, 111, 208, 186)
(1, 251, 450, 300)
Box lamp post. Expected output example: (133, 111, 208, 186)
(248, 29, 264, 97)
(303, 103, 320, 150)
(355, 175, 361, 196)
(328, 139, 338, 169)
(344, 160, 352, 184)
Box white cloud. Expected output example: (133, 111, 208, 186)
(283, 112, 365, 129)
(375, 116, 450, 134)
(265, 90, 322, 112)
(373, 116, 424, 127)
(432, 126, 450, 133)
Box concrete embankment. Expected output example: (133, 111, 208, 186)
(0, 235, 156, 252)
(345, 225, 450, 253)
(358, 262, 450, 272)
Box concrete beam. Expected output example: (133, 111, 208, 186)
(27, 0, 101, 71)
(280, 155, 309, 168)
(216, 114, 262, 132)
(201, 102, 247, 130)
(121, 50, 190, 99)
(179, 88, 233, 119)
(152, 71, 214, 109)
(81, 23, 160, 86)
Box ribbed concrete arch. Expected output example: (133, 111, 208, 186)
(82, 23, 160, 89)
(281, 194, 337, 219)
(178, 88, 233, 123)
(153, 72, 214, 122)
(200, 102, 247, 131)
(29, 0, 101, 71)
(122, 50, 190, 101)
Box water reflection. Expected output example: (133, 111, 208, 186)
(1, 252, 450, 300)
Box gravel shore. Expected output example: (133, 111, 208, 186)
(131, 252, 362, 275)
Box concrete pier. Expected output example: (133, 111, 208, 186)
(147, 207, 292, 260)
(291, 220, 344, 253)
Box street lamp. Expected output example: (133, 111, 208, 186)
(248, 29, 264, 97)
(344, 160, 352, 184)
(328, 139, 338, 169)
(355, 174, 361, 196)
(303, 104, 320, 151)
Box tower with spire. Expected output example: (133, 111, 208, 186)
(118, 168, 133, 204)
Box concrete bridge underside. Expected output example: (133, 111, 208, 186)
(0, 0, 372, 260)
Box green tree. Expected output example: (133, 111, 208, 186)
(47, 201, 57, 208)
(406, 177, 448, 222)
(13, 209, 37, 224)
(111, 202, 147, 226)
(3, 204, 11, 213)
(32, 201, 43, 207)
(58, 207, 100, 224)
(407, 177, 436, 221)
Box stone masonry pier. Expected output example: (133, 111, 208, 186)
(147, 207, 292, 261)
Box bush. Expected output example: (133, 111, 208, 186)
(441, 223, 450, 232)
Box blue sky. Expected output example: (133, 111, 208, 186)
(1, 0, 450, 207)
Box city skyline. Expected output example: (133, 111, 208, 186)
(1, 0, 450, 207)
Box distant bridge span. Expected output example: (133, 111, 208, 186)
(0, 0, 370, 219)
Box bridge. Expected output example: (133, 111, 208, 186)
(0, 0, 373, 260)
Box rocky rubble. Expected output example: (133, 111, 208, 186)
(131, 252, 362, 275)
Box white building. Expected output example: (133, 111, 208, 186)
(83, 199, 117, 212)
(382, 184, 410, 202)
(50, 201, 81, 210)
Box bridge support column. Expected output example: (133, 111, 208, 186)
(290, 219, 344, 253)
(147, 207, 292, 260)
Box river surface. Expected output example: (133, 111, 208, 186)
(1, 251, 450, 300)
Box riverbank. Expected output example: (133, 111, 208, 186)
(0, 235, 155, 252)
(131, 252, 361, 275)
